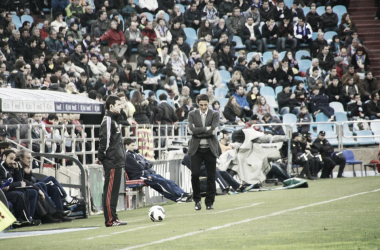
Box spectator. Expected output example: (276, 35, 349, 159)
(261, 113, 285, 135)
(88, 56, 107, 79)
(321, 5, 339, 32)
(244, 114, 263, 131)
(253, 96, 275, 119)
(204, 60, 222, 89)
(223, 96, 246, 124)
(365, 92, 380, 120)
(51, 12, 67, 34)
(167, 50, 186, 93)
(290, 1, 305, 24)
(131, 91, 151, 124)
(246, 86, 261, 109)
(66, 0, 85, 23)
(317, 45, 335, 72)
(274, 0, 292, 23)
(243, 60, 261, 88)
(154, 18, 172, 46)
(8, 59, 26, 89)
(91, 11, 111, 38)
(81, 5, 97, 32)
(309, 87, 335, 120)
(172, 37, 190, 59)
(146, 63, 163, 91)
(8, 30, 24, 58)
(132, 64, 152, 91)
(227, 70, 246, 97)
(98, 20, 127, 58)
(278, 83, 301, 115)
(219, 0, 234, 20)
(156, 93, 178, 145)
(201, 1, 220, 27)
(347, 93, 366, 119)
(359, 71, 379, 102)
(276, 59, 294, 87)
(227, 7, 246, 35)
(45, 29, 64, 54)
(187, 59, 207, 99)
(198, 20, 213, 39)
(259, 0, 274, 25)
(306, 4, 322, 32)
(233, 57, 247, 74)
(141, 21, 157, 44)
(351, 47, 370, 73)
(233, 85, 252, 117)
(298, 106, 312, 133)
(342, 65, 360, 85)
(124, 21, 143, 61)
(312, 31, 328, 57)
(261, 17, 279, 52)
(307, 67, 324, 90)
(344, 77, 361, 102)
(326, 76, 344, 104)
(277, 17, 297, 52)
(66, 22, 83, 43)
(211, 100, 228, 124)
(306, 58, 325, 83)
(338, 13, 357, 41)
(260, 61, 277, 89)
(184, 2, 201, 30)
(240, 17, 263, 53)
(293, 17, 312, 51)
(169, 5, 185, 27)
(218, 44, 234, 71)
(243, 6, 260, 27)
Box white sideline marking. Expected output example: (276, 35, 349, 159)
(211, 203, 263, 214)
(121, 189, 380, 250)
(86, 224, 162, 240)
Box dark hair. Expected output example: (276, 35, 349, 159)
(123, 138, 135, 146)
(47, 114, 59, 121)
(17, 149, 29, 159)
(131, 91, 144, 112)
(220, 129, 229, 135)
(105, 95, 121, 109)
(14, 59, 26, 69)
(196, 94, 209, 103)
(2, 149, 15, 157)
(0, 142, 11, 150)
(88, 90, 97, 99)
(159, 93, 167, 101)
(50, 75, 59, 83)
(212, 100, 220, 109)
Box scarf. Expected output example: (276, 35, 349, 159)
(205, 7, 216, 19)
(245, 23, 255, 38)
(172, 58, 185, 76)
(233, 103, 243, 116)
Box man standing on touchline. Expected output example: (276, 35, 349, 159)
(188, 94, 221, 211)
(96, 95, 128, 227)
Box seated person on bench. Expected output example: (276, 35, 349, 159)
(124, 138, 192, 203)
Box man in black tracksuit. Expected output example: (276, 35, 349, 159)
(97, 95, 127, 227)
(312, 130, 346, 178)
(291, 132, 316, 180)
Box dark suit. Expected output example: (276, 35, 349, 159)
(188, 109, 221, 206)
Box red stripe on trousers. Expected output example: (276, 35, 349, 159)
(107, 168, 115, 223)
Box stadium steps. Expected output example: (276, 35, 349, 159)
(349, 0, 380, 79)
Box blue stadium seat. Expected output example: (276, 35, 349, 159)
(177, 4, 185, 13)
(333, 5, 347, 15)
(316, 6, 325, 16)
(215, 88, 228, 99)
(38, 23, 43, 29)
(143, 89, 151, 97)
(295, 50, 310, 62)
(303, 7, 310, 16)
(316, 113, 333, 132)
(324, 31, 337, 44)
(12, 15, 21, 24)
(373, 130, 380, 144)
(294, 76, 306, 83)
(219, 70, 231, 84)
(142, 12, 154, 22)
(370, 120, 380, 133)
(263, 95, 278, 110)
(325, 131, 338, 146)
(356, 130, 376, 146)
(232, 36, 246, 50)
(279, 51, 286, 61)
(262, 51, 272, 65)
(130, 90, 135, 99)
(275, 86, 283, 98)
(342, 131, 358, 147)
(283, 113, 298, 132)
(334, 112, 348, 125)
(329, 102, 345, 113)
(200, 88, 207, 94)
(342, 150, 363, 177)
(186, 37, 196, 48)
(284, 0, 293, 7)
(260, 86, 276, 98)
(298, 59, 312, 72)
(156, 89, 170, 100)
(184, 27, 197, 39)
(219, 97, 229, 110)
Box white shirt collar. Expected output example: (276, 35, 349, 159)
(200, 109, 208, 116)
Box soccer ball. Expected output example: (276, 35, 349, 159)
(149, 205, 165, 222)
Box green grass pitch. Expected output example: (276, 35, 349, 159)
(1, 177, 380, 250)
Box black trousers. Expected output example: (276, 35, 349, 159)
(103, 167, 122, 226)
(191, 147, 217, 206)
(5, 190, 31, 222)
(322, 155, 346, 178)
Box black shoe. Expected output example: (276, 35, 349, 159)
(52, 213, 74, 222)
(307, 175, 317, 180)
(41, 214, 61, 224)
(31, 219, 42, 226)
(206, 205, 214, 210)
(194, 201, 202, 211)
(12, 220, 31, 228)
(337, 175, 346, 178)
(57, 209, 71, 216)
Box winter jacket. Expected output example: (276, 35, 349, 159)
(212, 23, 233, 41)
(45, 36, 64, 54)
(100, 28, 126, 48)
(52, 0, 70, 12)
(306, 12, 322, 32)
(274, 7, 292, 22)
(259, 6, 274, 23)
(137, 43, 157, 64)
(321, 12, 338, 28)
(233, 92, 250, 110)
(277, 91, 300, 110)
(124, 28, 143, 42)
(156, 102, 178, 125)
(312, 138, 334, 157)
(243, 68, 261, 84)
(141, 28, 157, 43)
(8, 69, 26, 89)
(98, 111, 126, 169)
(66, 28, 83, 42)
(359, 78, 379, 97)
(326, 84, 344, 103)
(260, 65, 276, 84)
(204, 67, 222, 88)
(125, 150, 155, 180)
(227, 15, 246, 34)
(132, 100, 151, 124)
(184, 9, 201, 27)
(91, 18, 111, 37)
(66, 3, 85, 19)
(219, 1, 234, 17)
(317, 52, 335, 71)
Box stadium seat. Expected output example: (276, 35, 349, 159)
(329, 102, 345, 113)
(38, 23, 43, 29)
(356, 130, 377, 146)
(178, 4, 185, 13)
(312, 32, 318, 40)
(142, 12, 154, 22)
(12, 15, 21, 24)
(333, 5, 347, 15)
(263, 95, 278, 109)
(219, 70, 231, 83)
(334, 112, 348, 125)
(200, 88, 207, 94)
(130, 90, 135, 99)
(284, 0, 293, 7)
(219, 97, 229, 110)
(303, 7, 310, 16)
(246, 52, 260, 62)
(373, 130, 380, 144)
(295, 50, 310, 62)
(260, 86, 276, 98)
(156, 89, 170, 100)
(262, 51, 272, 65)
(215, 88, 228, 99)
(342, 131, 358, 147)
(232, 36, 246, 50)
(325, 131, 338, 146)
(283, 113, 298, 132)
(342, 150, 363, 177)
(143, 90, 151, 97)
(324, 31, 338, 44)
(299, 59, 312, 72)
(279, 51, 286, 61)
(370, 120, 380, 133)
(275, 86, 283, 98)
(184, 27, 197, 39)
(185, 37, 196, 48)
(294, 76, 306, 84)
(316, 6, 325, 16)
(316, 113, 334, 132)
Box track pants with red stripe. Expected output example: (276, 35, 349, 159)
(103, 167, 122, 226)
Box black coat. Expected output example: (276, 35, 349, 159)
(156, 102, 178, 125)
(326, 84, 344, 103)
(223, 104, 244, 122)
(277, 91, 299, 110)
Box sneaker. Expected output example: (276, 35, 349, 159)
(238, 185, 247, 193)
(327, 115, 336, 122)
(106, 220, 128, 227)
(66, 197, 80, 207)
(12, 220, 31, 228)
(245, 184, 255, 192)
(176, 193, 193, 203)
(31, 219, 42, 226)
